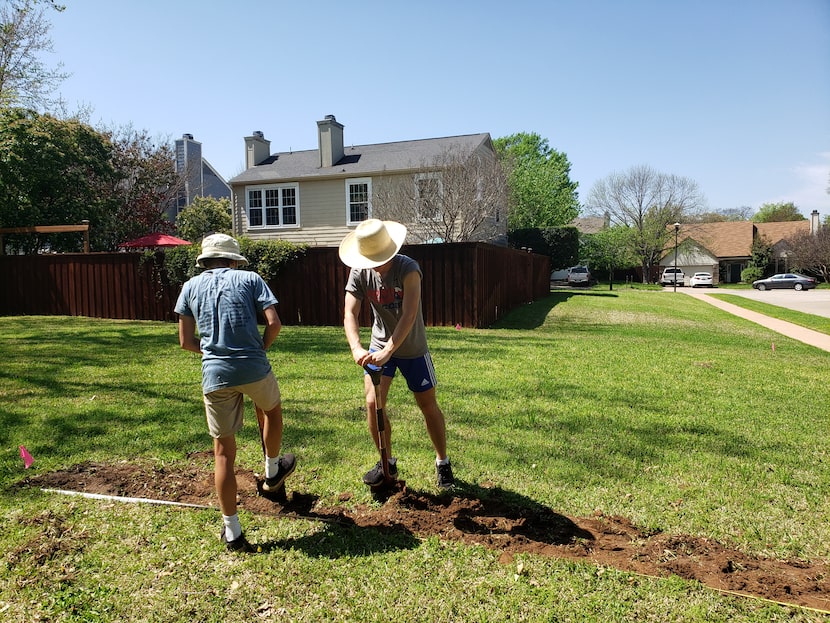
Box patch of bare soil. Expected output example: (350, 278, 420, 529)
(19, 456, 830, 613)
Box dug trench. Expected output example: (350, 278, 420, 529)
(18, 455, 830, 613)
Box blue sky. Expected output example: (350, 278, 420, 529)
(48, 0, 830, 220)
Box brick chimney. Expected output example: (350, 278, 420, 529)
(244, 131, 271, 169)
(317, 115, 344, 168)
(811, 210, 820, 234)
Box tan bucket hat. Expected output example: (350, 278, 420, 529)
(338, 219, 407, 269)
(196, 233, 248, 267)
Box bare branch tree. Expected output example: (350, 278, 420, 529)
(585, 165, 706, 282)
(0, 0, 68, 109)
(372, 145, 508, 244)
(785, 227, 830, 285)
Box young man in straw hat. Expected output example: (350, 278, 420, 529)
(175, 233, 295, 551)
(340, 219, 454, 489)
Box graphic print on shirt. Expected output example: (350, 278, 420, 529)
(369, 286, 403, 310)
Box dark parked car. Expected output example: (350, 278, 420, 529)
(752, 273, 817, 291)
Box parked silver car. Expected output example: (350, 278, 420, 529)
(752, 273, 817, 291)
(567, 266, 592, 286)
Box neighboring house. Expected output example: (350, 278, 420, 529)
(171, 133, 231, 218)
(227, 115, 507, 247)
(569, 214, 609, 234)
(659, 212, 821, 283)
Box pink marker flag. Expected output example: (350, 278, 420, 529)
(455, 324, 461, 330)
(771, 342, 776, 353)
(19, 445, 34, 469)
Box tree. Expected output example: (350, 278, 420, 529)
(0, 107, 115, 253)
(0, 109, 186, 252)
(585, 165, 706, 283)
(372, 144, 508, 243)
(175, 196, 232, 243)
(509, 226, 579, 268)
(98, 125, 183, 249)
(686, 206, 752, 223)
(0, 0, 68, 109)
(493, 132, 580, 230)
(740, 234, 773, 283)
(582, 226, 639, 290)
(752, 201, 805, 222)
(786, 227, 830, 285)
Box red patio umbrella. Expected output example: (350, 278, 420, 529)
(119, 233, 192, 248)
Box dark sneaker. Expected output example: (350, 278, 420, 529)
(362, 458, 398, 486)
(220, 528, 257, 553)
(436, 461, 454, 489)
(262, 453, 296, 492)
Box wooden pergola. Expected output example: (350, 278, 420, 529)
(0, 222, 90, 255)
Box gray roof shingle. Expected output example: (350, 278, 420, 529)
(229, 133, 492, 185)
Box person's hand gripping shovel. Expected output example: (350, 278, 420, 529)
(364, 364, 405, 499)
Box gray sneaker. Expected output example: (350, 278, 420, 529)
(363, 458, 398, 486)
(436, 461, 454, 489)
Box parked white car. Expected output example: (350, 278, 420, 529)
(689, 272, 713, 288)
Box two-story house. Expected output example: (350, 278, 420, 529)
(227, 115, 507, 247)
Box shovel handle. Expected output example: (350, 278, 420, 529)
(363, 365, 391, 481)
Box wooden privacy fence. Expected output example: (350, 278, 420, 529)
(0, 243, 550, 328)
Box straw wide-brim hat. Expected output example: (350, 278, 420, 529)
(338, 219, 408, 269)
(196, 233, 248, 267)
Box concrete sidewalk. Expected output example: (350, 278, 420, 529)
(681, 288, 830, 353)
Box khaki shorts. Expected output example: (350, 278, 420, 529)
(203, 373, 281, 439)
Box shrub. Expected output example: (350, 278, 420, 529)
(162, 238, 307, 287)
(741, 266, 763, 284)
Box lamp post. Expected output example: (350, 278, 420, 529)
(673, 222, 681, 292)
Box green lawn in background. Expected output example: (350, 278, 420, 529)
(1, 288, 828, 622)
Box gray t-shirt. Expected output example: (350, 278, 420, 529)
(345, 254, 428, 358)
(174, 268, 278, 393)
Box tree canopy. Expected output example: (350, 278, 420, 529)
(0, 108, 183, 252)
(493, 132, 579, 231)
(0, 0, 67, 109)
(752, 201, 805, 223)
(175, 196, 232, 244)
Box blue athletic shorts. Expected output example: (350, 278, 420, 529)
(366, 351, 437, 393)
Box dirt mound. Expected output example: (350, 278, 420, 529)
(19, 458, 830, 613)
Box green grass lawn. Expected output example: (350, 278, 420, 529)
(1, 289, 828, 622)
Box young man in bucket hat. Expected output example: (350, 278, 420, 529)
(340, 219, 454, 489)
(175, 233, 295, 551)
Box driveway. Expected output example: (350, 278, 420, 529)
(703, 287, 830, 319)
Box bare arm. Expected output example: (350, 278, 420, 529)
(262, 305, 281, 349)
(344, 291, 368, 365)
(178, 315, 201, 354)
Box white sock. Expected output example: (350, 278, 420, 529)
(265, 455, 280, 479)
(436, 456, 450, 466)
(223, 514, 242, 541)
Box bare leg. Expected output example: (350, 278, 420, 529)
(414, 388, 447, 460)
(259, 402, 283, 458)
(214, 435, 237, 516)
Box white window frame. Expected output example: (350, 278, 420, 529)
(415, 172, 443, 222)
(245, 183, 300, 229)
(345, 177, 372, 226)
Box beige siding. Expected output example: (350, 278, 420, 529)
(232, 179, 357, 247)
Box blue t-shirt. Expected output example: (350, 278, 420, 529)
(174, 268, 278, 393)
